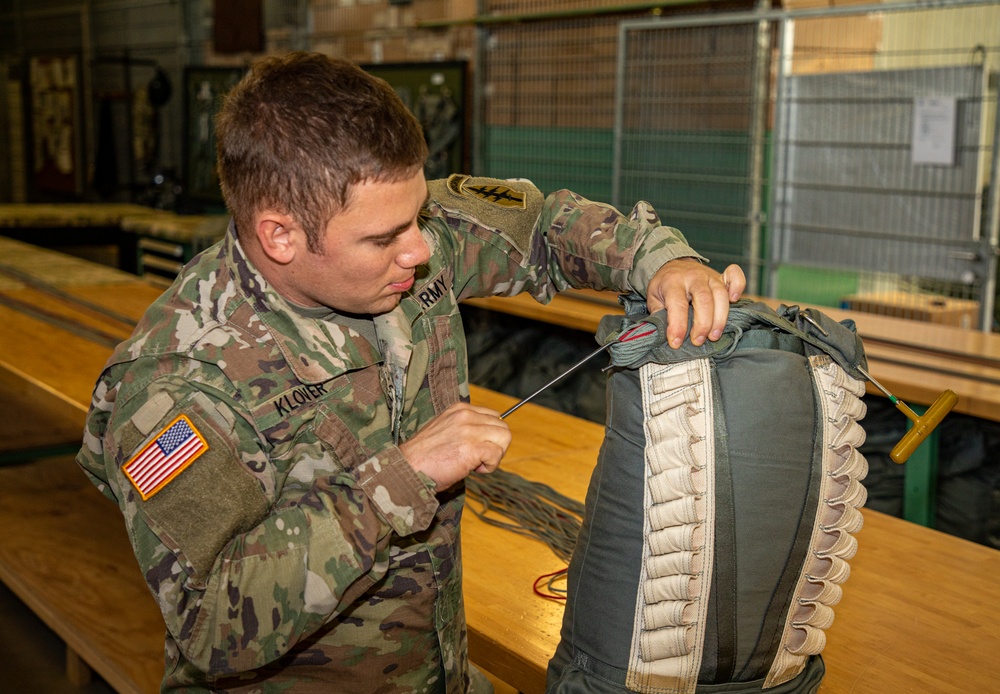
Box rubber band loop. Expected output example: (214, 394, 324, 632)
(533, 568, 569, 601)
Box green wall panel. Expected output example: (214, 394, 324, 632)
(483, 125, 615, 202)
(483, 125, 762, 275)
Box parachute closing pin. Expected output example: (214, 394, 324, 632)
(857, 366, 957, 464)
(800, 310, 956, 464)
(500, 322, 656, 419)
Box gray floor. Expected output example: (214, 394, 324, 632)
(0, 580, 115, 694)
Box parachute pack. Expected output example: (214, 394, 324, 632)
(547, 298, 870, 694)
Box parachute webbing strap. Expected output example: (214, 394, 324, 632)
(764, 356, 868, 688)
(626, 359, 715, 694)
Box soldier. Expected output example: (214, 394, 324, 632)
(77, 52, 745, 693)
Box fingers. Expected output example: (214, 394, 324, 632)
(462, 403, 509, 419)
(400, 403, 511, 490)
(660, 283, 692, 349)
(693, 264, 747, 344)
(707, 279, 732, 343)
(722, 263, 747, 301)
(656, 265, 724, 348)
(469, 417, 512, 469)
(684, 278, 718, 347)
(647, 260, 747, 349)
(473, 441, 505, 475)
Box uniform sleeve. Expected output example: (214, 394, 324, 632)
(539, 189, 708, 297)
(83, 368, 437, 675)
(424, 175, 706, 303)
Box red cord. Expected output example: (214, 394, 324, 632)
(533, 568, 569, 600)
(619, 323, 657, 342)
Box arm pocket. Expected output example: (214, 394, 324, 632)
(116, 389, 270, 584)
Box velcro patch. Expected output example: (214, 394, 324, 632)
(447, 174, 526, 209)
(123, 414, 208, 501)
(412, 269, 452, 312)
(429, 174, 543, 265)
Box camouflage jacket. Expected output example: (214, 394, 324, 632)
(77, 175, 701, 693)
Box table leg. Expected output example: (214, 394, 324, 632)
(902, 403, 938, 528)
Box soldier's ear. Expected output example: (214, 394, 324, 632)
(256, 211, 300, 264)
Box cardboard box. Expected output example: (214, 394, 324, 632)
(316, 4, 380, 34)
(843, 291, 981, 329)
(413, 0, 475, 22)
(782, 0, 831, 8)
(791, 15, 882, 75)
(414, 0, 447, 22)
(448, 0, 477, 21)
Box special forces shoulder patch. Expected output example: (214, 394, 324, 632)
(123, 414, 208, 501)
(429, 174, 544, 262)
(446, 174, 527, 209)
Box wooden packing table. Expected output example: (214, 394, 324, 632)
(465, 289, 1000, 527)
(0, 242, 998, 694)
(0, 203, 226, 243)
(0, 202, 228, 282)
(0, 203, 158, 229)
(468, 389, 1000, 694)
(0, 238, 164, 459)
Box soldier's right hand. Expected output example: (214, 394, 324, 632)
(399, 402, 511, 491)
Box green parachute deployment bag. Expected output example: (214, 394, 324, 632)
(547, 298, 870, 694)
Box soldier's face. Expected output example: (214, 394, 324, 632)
(295, 170, 431, 315)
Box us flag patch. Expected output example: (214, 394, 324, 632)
(123, 415, 208, 500)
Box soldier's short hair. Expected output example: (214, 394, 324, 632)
(216, 51, 428, 253)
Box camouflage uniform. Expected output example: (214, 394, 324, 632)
(77, 175, 703, 693)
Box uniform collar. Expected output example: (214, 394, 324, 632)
(223, 222, 388, 385)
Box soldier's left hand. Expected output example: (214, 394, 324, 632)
(645, 259, 746, 349)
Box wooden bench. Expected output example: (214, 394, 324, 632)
(0, 202, 226, 282)
(0, 238, 159, 462)
(0, 455, 165, 693)
(0, 237, 170, 690)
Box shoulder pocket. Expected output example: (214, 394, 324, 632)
(116, 389, 269, 583)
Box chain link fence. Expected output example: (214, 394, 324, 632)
(478, 0, 1000, 330)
